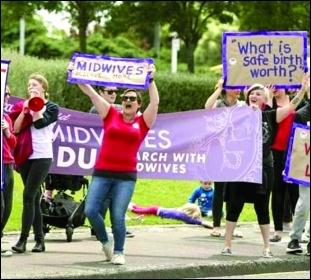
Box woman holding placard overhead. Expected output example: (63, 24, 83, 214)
(220, 73, 309, 258)
(68, 63, 159, 265)
(205, 77, 245, 238)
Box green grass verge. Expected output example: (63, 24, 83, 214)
(4, 172, 259, 232)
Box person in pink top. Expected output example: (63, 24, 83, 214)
(70, 64, 159, 265)
(1, 87, 17, 257)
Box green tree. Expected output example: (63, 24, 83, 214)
(1, 1, 113, 54)
(105, 1, 235, 73)
(62, 1, 113, 53)
(235, 1, 310, 33)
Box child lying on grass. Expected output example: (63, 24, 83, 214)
(128, 202, 213, 228)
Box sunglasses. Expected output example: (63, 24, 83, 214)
(105, 90, 118, 95)
(5, 92, 11, 97)
(122, 96, 137, 102)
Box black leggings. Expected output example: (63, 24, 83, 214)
(212, 182, 226, 227)
(271, 150, 299, 231)
(19, 158, 52, 238)
(226, 187, 271, 225)
(226, 163, 274, 225)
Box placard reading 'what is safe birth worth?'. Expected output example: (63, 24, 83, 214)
(222, 31, 308, 90)
(67, 53, 154, 90)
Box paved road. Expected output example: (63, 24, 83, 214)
(200, 271, 310, 279)
(1, 224, 310, 279)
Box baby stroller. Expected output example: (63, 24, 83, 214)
(41, 173, 89, 242)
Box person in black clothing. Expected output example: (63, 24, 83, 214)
(204, 77, 245, 237)
(221, 73, 309, 258)
(286, 82, 310, 256)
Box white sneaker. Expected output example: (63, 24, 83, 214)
(127, 202, 136, 211)
(111, 253, 125, 265)
(1, 250, 13, 257)
(102, 234, 114, 261)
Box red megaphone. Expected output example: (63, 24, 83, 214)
(28, 96, 45, 112)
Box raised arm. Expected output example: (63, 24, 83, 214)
(143, 64, 160, 128)
(77, 84, 111, 120)
(67, 62, 110, 120)
(276, 73, 309, 123)
(264, 83, 275, 108)
(205, 77, 223, 109)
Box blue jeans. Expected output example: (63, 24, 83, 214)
(85, 176, 135, 254)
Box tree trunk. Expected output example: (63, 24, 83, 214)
(78, 4, 88, 53)
(186, 42, 195, 73)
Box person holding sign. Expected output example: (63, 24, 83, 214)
(1, 87, 17, 257)
(88, 86, 135, 239)
(69, 63, 159, 265)
(205, 77, 245, 237)
(221, 73, 309, 258)
(286, 82, 310, 256)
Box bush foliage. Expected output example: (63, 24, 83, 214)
(2, 49, 220, 113)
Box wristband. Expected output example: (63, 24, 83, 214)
(149, 78, 154, 83)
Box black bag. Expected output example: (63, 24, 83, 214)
(50, 193, 79, 217)
(45, 174, 88, 192)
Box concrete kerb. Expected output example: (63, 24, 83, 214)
(1, 223, 310, 279)
(8, 257, 309, 279)
(50, 258, 310, 279)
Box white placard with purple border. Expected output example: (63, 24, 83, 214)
(1, 59, 10, 190)
(222, 31, 308, 90)
(284, 123, 310, 187)
(67, 53, 154, 90)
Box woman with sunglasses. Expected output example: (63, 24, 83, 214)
(1, 87, 17, 257)
(88, 86, 135, 239)
(89, 87, 122, 114)
(72, 64, 159, 265)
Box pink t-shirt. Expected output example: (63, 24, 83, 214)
(3, 114, 17, 163)
(94, 107, 149, 172)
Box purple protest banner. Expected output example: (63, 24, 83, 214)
(67, 53, 154, 90)
(283, 122, 310, 187)
(6, 97, 263, 183)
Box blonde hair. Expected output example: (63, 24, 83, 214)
(29, 73, 49, 99)
(180, 203, 202, 219)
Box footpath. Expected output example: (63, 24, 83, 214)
(1, 223, 310, 279)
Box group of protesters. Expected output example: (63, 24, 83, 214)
(1, 61, 310, 265)
(204, 74, 310, 258)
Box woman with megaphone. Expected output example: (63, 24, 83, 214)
(9, 73, 59, 254)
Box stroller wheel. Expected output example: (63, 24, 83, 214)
(66, 227, 73, 242)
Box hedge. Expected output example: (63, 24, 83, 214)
(2, 49, 220, 113)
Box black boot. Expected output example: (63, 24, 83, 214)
(12, 237, 27, 253)
(32, 235, 45, 253)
